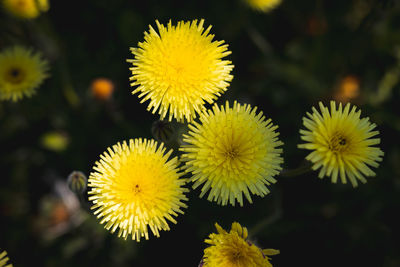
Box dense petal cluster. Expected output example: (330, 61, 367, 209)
(180, 101, 283, 206)
(0, 46, 49, 101)
(201, 222, 279, 267)
(298, 101, 384, 187)
(2, 0, 49, 19)
(244, 0, 281, 12)
(88, 138, 188, 241)
(127, 19, 234, 122)
(0, 250, 13, 267)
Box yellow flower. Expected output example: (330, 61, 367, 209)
(88, 138, 188, 241)
(0, 250, 13, 267)
(244, 0, 282, 12)
(298, 101, 384, 187)
(201, 222, 279, 267)
(40, 131, 69, 152)
(2, 0, 49, 19)
(0, 46, 49, 101)
(127, 19, 234, 122)
(180, 101, 283, 206)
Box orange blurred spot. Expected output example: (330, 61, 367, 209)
(50, 201, 69, 225)
(90, 77, 114, 100)
(334, 75, 360, 103)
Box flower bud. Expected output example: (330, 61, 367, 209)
(67, 171, 87, 194)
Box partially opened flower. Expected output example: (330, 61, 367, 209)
(0, 46, 49, 101)
(127, 19, 234, 122)
(200, 222, 279, 267)
(88, 138, 188, 241)
(298, 101, 384, 187)
(0, 250, 13, 267)
(244, 0, 282, 12)
(2, 0, 49, 19)
(180, 101, 283, 206)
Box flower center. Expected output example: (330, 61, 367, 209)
(132, 184, 141, 194)
(16, 0, 27, 9)
(5, 67, 26, 84)
(230, 250, 244, 262)
(329, 133, 349, 152)
(225, 147, 238, 159)
(167, 53, 194, 81)
(160, 43, 206, 92)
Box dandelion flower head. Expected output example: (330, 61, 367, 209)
(0, 46, 49, 101)
(180, 101, 283, 206)
(127, 19, 234, 122)
(298, 101, 384, 187)
(2, 0, 49, 19)
(88, 138, 188, 241)
(244, 0, 282, 12)
(0, 250, 13, 267)
(200, 222, 279, 267)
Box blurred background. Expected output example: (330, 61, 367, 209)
(1, 0, 400, 266)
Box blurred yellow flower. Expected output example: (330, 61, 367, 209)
(180, 101, 283, 206)
(0, 46, 49, 101)
(127, 19, 234, 122)
(40, 131, 69, 152)
(0, 250, 13, 267)
(244, 0, 281, 12)
(298, 101, 384, 187)
(88, 138, 188, 241)
(2, 0, 49, 19)
(200, 222, 279, 267)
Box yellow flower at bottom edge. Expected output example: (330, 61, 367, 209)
(0, 46, 49, 101)
(2, 0, 49, 19)
(88, 138, 188, 241)
(180, 101, 283, 207)
(298, 101, 384, 187)
(127, 19, 234, 122)
(200, 222, 279, 267)
(244, 0, 282, 12)
(0, 250, 13, 267)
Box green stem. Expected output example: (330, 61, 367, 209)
(249, 191, 282, 238)
(280, 160, 313, 177)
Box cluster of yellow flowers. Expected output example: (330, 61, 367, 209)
(0, 1, 384, 264)
(85, 18, 383, 266)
